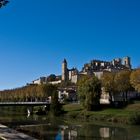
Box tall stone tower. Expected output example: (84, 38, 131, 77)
(62, 59, 68, 81)
(123, 56, 131, 69)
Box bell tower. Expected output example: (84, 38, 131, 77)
(62, 59, 68, 81)
(123, 56, 131, 69)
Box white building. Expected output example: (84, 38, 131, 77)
(58, 88, 77, 102)
(49, 80, 61, 85)
(32, 77, 47, 84)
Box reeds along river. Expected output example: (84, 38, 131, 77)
(0, 107, 140, 140)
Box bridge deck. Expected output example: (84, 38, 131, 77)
(0, 102, 50, 106)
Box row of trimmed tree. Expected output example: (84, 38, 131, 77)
(0, 84, 62, 116)
(0, 84, 55, 102)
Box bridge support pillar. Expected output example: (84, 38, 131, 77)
(27, 106, 33, 115)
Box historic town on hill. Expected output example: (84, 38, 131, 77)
(32, 56, 131, 85)
(28, 56, 135, 104)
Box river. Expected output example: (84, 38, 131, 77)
(0, 107, 140, 140)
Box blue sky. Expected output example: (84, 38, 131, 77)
(0, 0, 140, 90)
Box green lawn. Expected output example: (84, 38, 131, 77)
(63, 102, 140, 124)
(63, 103, 83, 112)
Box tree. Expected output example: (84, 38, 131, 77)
(40, 84, 55, 99)
(0, 0, 9, 8)
(130, 69, 140, 92)
(50, 85, 62, 116)
(114, 70, 132, 101)
(101, 72, 116, 102)
(77, 76, 88, 107)
(47, 74, 56, 82)
(59, 80, 76, 88)
(78, 75, 101, 111)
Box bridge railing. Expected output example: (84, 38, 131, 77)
(0, 101, 51, 105)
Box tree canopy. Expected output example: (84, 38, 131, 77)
(47, 74, 56, 82)
(101, 70, 133, 102)
(78, 75, 101, 111)
(101, 72, 117, 102)
(0, 84, 56, 102)
(114, 70, 132, 101)
(50, 86, 62, 116)
(0, 0, 9, 8)
(130, 69, 140, 92)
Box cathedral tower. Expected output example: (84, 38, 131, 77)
(62, 59, 68, 81)
(123, 56, 131, 69)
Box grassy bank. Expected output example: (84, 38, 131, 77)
(63, 103, 140, 125)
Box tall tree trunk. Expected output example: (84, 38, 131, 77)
(122, 92, 125, 102)
(109, 92, 113, 103)
(125, 91, 128, 101)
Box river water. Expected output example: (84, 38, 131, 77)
(0, 108, 140, 140)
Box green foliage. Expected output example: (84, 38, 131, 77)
(63, 102, 140, 124)
(78, 75, 101, 111)
(59, 80, 76, 88)
(66, 111, 79, 118)
(0, 84, 56, 102)
(101, 72, 116, 93)
(102, 70, 133, 102)
(114, 70, 132, 93)
(114, 70, 132, 101)
(130, 69, 140, 92)
(50, 87, 62, 116)
(0, 0, 9, 8)
(129, 112, 140, 125)
(63, 104, 83, 112)
(47, 74, 56, 82)
(77, 76, 89, 107)
(40, 84, 56, 97)
(101, 72, 116, 102)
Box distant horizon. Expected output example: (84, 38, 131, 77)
(0, 0, 140, 90)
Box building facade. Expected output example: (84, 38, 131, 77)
(32, 77, 47, 85)
(32, 57, 132, 85)
(61, 56, 132, 84)
(82, 56, 131, 74)
(62, 59, 79, 83)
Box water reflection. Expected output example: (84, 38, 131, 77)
(0, 109, 140, 140)
(99, 127, 110, 138)
(18, 123, 140, 140)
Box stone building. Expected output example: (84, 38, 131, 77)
(82, 56, 131, 74)
(32, 77, 47, 85)
(61, 56, 132, 84)
(32, 57, 132, 85)
(62, 59, 79, 83)
(62, 59, 68, 82)
(58, 88, 77, 102)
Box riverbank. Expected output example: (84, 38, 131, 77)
(62, 102, 140, 125)
(0, 105, 140, 139)
(0, 124, 37, 140)
(0, 102, 140, 125)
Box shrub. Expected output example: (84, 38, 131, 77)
(129, 112, 140, 125)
